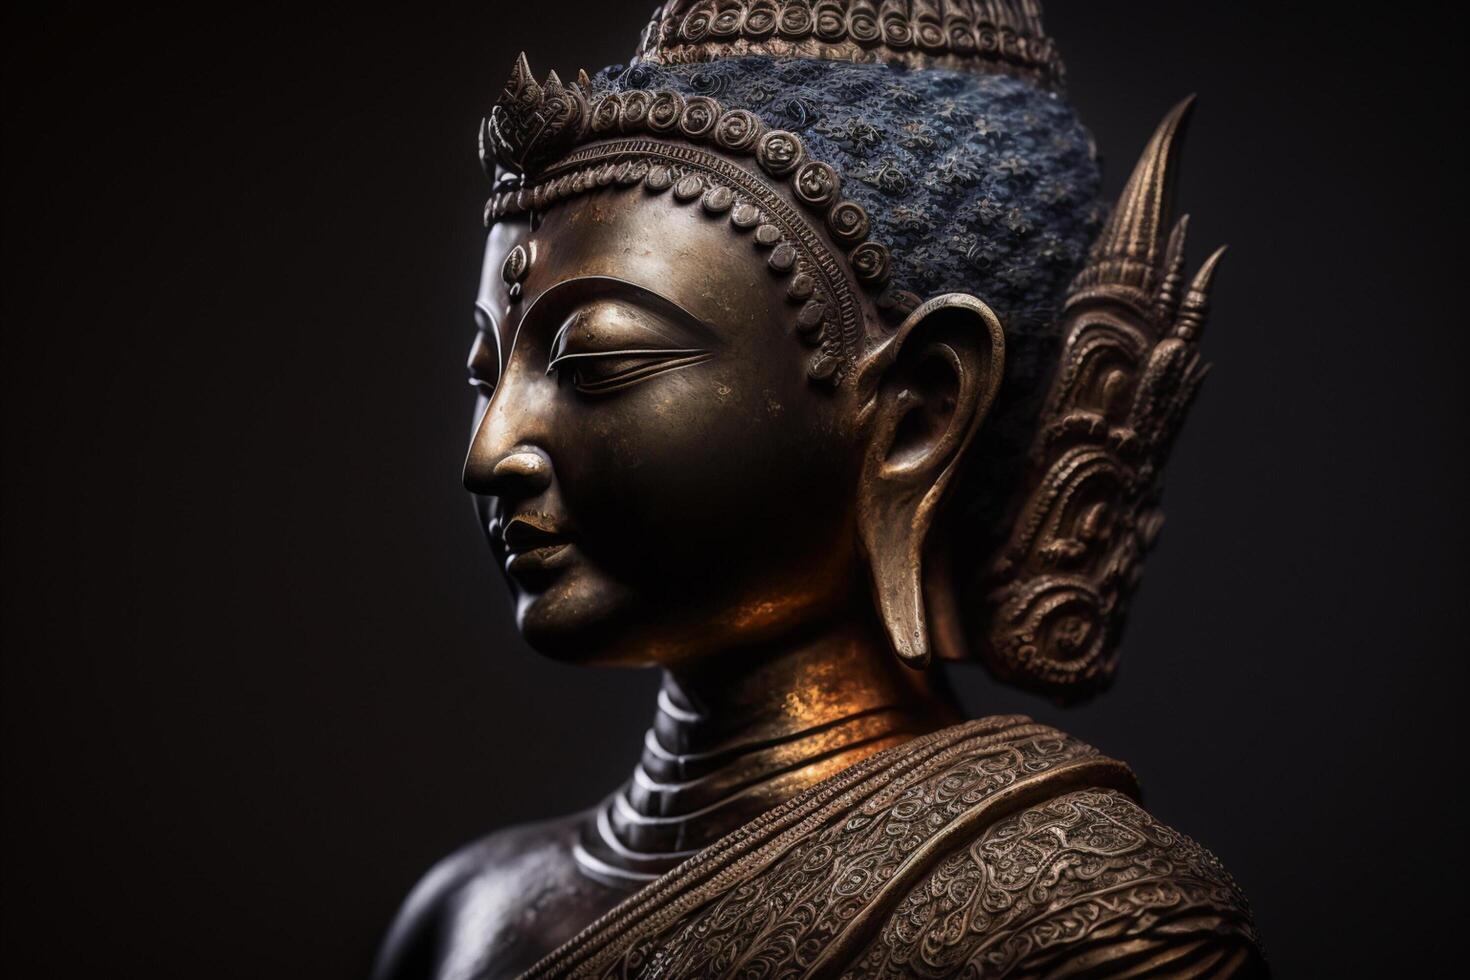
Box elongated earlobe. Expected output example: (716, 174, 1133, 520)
(856, 294, 1005, 669)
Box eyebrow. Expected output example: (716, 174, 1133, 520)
(518, 275, 719, 345)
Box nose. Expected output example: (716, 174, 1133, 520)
(463, 375, 555, 501)
(465, 439, 553, 498)
(464, 344, 560, 505)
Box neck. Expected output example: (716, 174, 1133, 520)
(573, 613, 962, 887)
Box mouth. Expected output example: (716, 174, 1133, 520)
(498, 515, 575, 580)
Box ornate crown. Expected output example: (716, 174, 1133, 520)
(976, 97, 1226, 697)
(482, 54, 595, 177)
(632, 0, 1063, 88)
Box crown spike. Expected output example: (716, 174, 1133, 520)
(486, 53, 592, 176)
(1152, 213, 1189, 325)
(1175, 244, 1227, 340)
(507, 52, 540, 103)
(1072, 94, 1195, 299)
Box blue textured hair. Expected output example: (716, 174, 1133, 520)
(596, 56, 1104, 532)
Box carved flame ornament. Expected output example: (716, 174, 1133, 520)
(483, 53, 593, 177)
(979, 96, 1225, 697)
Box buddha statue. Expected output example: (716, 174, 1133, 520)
(376, 3, 1264, 977)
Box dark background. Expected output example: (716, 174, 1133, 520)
(3, 3, 1464, 976)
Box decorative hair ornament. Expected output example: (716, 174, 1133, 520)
(483, 54, 591, 176)
(974, 96, 1224, 697)
(482, 57, 892, 292)
(633, 0, 1064, 90)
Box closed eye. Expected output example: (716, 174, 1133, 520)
(545, 305, 712, 395)
(547, 347, 713, 395)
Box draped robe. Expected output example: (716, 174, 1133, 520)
(522, 715, 1262, 979)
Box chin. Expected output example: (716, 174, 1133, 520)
(512, 571, 645, 666)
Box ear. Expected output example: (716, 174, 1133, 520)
(855, 293, 1006, 669)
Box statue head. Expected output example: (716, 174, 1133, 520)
(462, 1, 1223, 699)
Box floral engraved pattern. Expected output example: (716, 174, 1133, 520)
(843, 789, 1260, 978)
(523, 716, 1258, 978)
(615, 728, 1114, 978)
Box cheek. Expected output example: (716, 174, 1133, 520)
(554, 366, 856, 583)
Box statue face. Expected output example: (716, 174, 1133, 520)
(464, 190, 868, 665)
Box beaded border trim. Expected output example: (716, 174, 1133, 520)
(486, 85, 896, 295)
(480, 58, 925, 321)
(631, 0, 1063, 89)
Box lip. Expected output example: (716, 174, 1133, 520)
(500, 514, 568, 552)
(498, 515, 575, 581)
(504, 541, 574, 578)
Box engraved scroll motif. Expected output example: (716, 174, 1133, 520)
(596, 725, 1124, 978)
(844, 788, 1261, 978)
(979, 96, 1226, 697)
(522, 718, 1258, 979)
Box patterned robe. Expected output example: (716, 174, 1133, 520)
(523, 716, 1263, 979)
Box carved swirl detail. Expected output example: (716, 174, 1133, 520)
(845, 788, 1261, 978)
(590, 725, 1129, 978)
(522, 717, 1259, 978)
(977, 97, 1224, 697)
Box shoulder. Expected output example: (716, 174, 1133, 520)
(848, 776, 1265, 976)
(372, 811, 622, 980)
(518, 718, 1264, 979)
